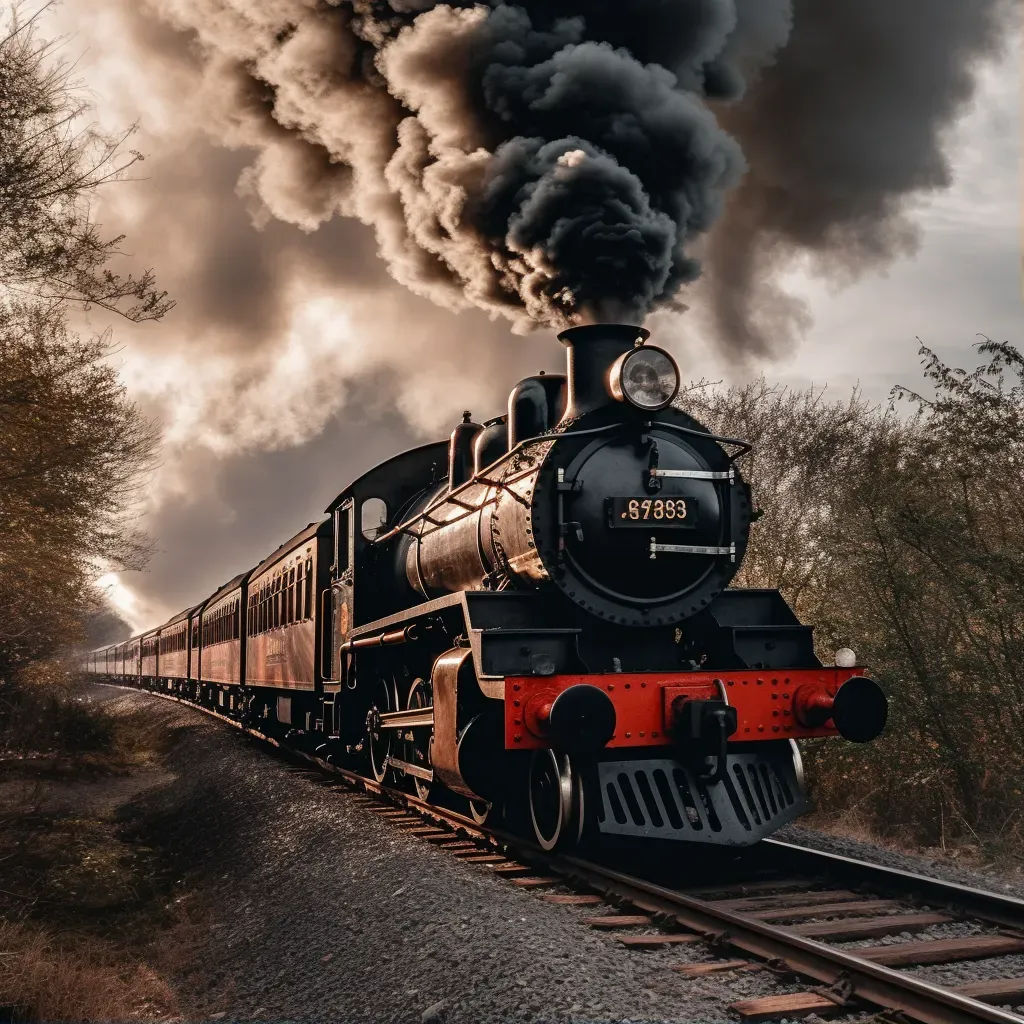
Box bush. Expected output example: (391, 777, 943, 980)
(0, 661, 114, 759)
(686, 340, 1024, 856)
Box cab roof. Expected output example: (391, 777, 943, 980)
(325, 441, 447, 514)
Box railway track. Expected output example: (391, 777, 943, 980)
(106, 684, 1024, 1024)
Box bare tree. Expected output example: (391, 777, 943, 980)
(0, 2, 173, 321)
(0, 301, 160, 678)
(685, 342, 1024, 854)
(0, 2, 169, 688)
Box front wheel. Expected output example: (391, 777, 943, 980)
(528, 748, 587, 852)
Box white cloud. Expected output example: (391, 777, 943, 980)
(95, 572, 171, 633)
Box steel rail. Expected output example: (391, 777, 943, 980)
(98, 683, 1024, 1024)
(545, 854, 1024, 1024)
(763, 838, 1024, 933)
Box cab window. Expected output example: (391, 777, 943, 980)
(361, 498, 388, 541)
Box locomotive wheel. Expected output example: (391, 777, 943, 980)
(468, 799, 494, 826)
(528, 748, 584, 852)
(367, 677, 398, 783)
(406, 677, 434, 801)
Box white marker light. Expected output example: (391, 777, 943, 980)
(835, 648, 857, 668)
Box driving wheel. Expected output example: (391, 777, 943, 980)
(405, 676, 435, 801)
(367, 677, 398, 783)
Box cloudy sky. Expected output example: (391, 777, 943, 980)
(44, 1, 1020, 634)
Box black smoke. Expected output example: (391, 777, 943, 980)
(709, 0, 1012, 355)
(94, 0, 1013, 347)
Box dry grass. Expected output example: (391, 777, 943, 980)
(803, 734, 1024, 880)
(802, 800, 1024, 886)
(0, 921, 175, 1022)
(0, 673, 196, 1022)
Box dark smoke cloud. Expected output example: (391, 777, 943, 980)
(126, 0, 1011, 352)
(51, 0, 1012, 629)
(709, 0, 1013, 356)
(139, 0, 795, 330)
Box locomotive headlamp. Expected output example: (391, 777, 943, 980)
(609, 345, 680, 411)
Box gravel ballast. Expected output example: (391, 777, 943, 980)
(108, 689, 802, 1023)
(98, 687, 1022, 1022)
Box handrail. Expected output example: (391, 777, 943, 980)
(650, 420, 753, 461)
(371, 423, 619, 545)
(319, 587, 333, 682)
(372, 418, 754, 547)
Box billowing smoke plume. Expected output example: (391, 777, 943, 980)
(136, 0, 1009, 349)
(708, 0, 1012, 355)
(143, 0, 789, 331)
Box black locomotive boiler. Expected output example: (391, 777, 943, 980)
(88, 324, 888, 851)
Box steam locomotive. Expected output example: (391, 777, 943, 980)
(86, 324, 887, 851)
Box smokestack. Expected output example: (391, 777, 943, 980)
(557, 324, 650, 422)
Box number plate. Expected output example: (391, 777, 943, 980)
(607, 497, 699, 528)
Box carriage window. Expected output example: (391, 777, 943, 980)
(361, 498, 388, 541)
(305, 558, 313, 619)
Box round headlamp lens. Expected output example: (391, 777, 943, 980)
(615, 347, 680, 410)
